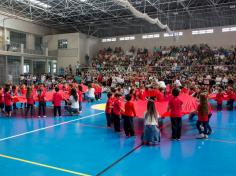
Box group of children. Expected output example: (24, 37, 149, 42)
(1, 77, 235, 145)
(104, 82, 230, 145)
(0, 81, 97, 117)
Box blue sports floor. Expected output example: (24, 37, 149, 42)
(0, 96, 236, 176)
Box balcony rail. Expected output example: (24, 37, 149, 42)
(1, 41, 44, 55)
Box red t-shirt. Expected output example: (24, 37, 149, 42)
(227, 90, 234, 100)
(21, 88, 27, 96)
(53, 92, 62, 106)
(168, 96, 183, 118)
(208, 103, 212, 114)
(78, 91, 83, 102)
(113, 99, 122, 116)
(0, 91, 4, 103)
(5, 92, 12, 106)
(216, 93, 224, 104)
(105, 98, 114, 114)
(139, 90, 146, 100)
(27, 93, 34, 105)
(97, 86, 102, 93)
(181, 87, 189, 94)
(197, 105, 210, 122)
(124, 101, 136, 117)
(94, 86, 99, 95)
(38, 93, 46, 102)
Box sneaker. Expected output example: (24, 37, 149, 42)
(176, 138, 181, 141)
(196, 134, 205, 139)
(43, 116, 47, 118)
(38, 116, 41, 118)
(204, 135, 208, 139)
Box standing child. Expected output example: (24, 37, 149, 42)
(25, 87, 34, 117)
(0, 87, 4, 113)
(12, 85, 18, 110)
(207, 100, 213, 135)
(216, 88, 224, 111)
(52, 87, 62, 117)
(105, 92, 114, 127)
(168, 88, 183, 141)
(196, 94, 210, 139)
(78, 85, 83, 113)
(4, 87, 12, 117)
(38, 88, 46, 117)
(226, 87, 234, 111)
(113, 93, 124, 132)
(20, 84, 27, 109)
(123, 94, 136, 137)
(142, 100, 160, 145)
(87, 84, 95, 102)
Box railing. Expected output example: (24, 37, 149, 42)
(1, 41, 45, 55)
(24, 48, 44, 55)
(7, 41, 21, 52)
(74, 65, 236, 75)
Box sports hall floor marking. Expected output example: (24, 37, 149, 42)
(0, 112, 104, 142)
(208, 138, 236, 144)
(0, 153, 91, 176)
(96, 143, 143, 176)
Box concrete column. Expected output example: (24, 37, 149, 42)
(45, 58, 49, 74)
(21, 44, 24, 53)
(5, 56, 8, 81)
(20, 56, 24, 74)
(3, 27, 7, 50)
(45, 47, 49, 74)
(30, 60, 34, 74)
(26, 34, 35, 50)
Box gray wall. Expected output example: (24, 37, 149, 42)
(98, 26, 236, 51)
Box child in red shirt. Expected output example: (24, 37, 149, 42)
(196, 94, 211, 139)
(123, 94, 136, 137)
(25, 87, 34, 117)
(97, 84, 102, 100)
(4, 87, 13, 117)
(78, 85, 83, 113)
(216, 88, 224, 111)
(138, 87, 146, 100)
(0, 86, 4, 113)
(226, 87, 234, 111)
(12, 85, 18, 110)
(168, 88, 183, 140)
(105, 92, 114, 127)
(38, 88, 46, 117)
(52, 87, 62, 117)
(112, 93, 124, 132)
(20, 84, 27, 109)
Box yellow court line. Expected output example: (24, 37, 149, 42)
(0, 154, 91, 176)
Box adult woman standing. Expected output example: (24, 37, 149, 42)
(142, 100, 160, 145)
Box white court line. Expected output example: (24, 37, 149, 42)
(0, 112, 105, 142)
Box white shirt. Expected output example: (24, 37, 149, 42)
(69, 95, 79, 109)
(87, 88, 95, 98)
(175, 80, 182, 87)
(158, 81, 166, 88)
(6, 38, 10, 45)
(144, 112, 159, 126)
